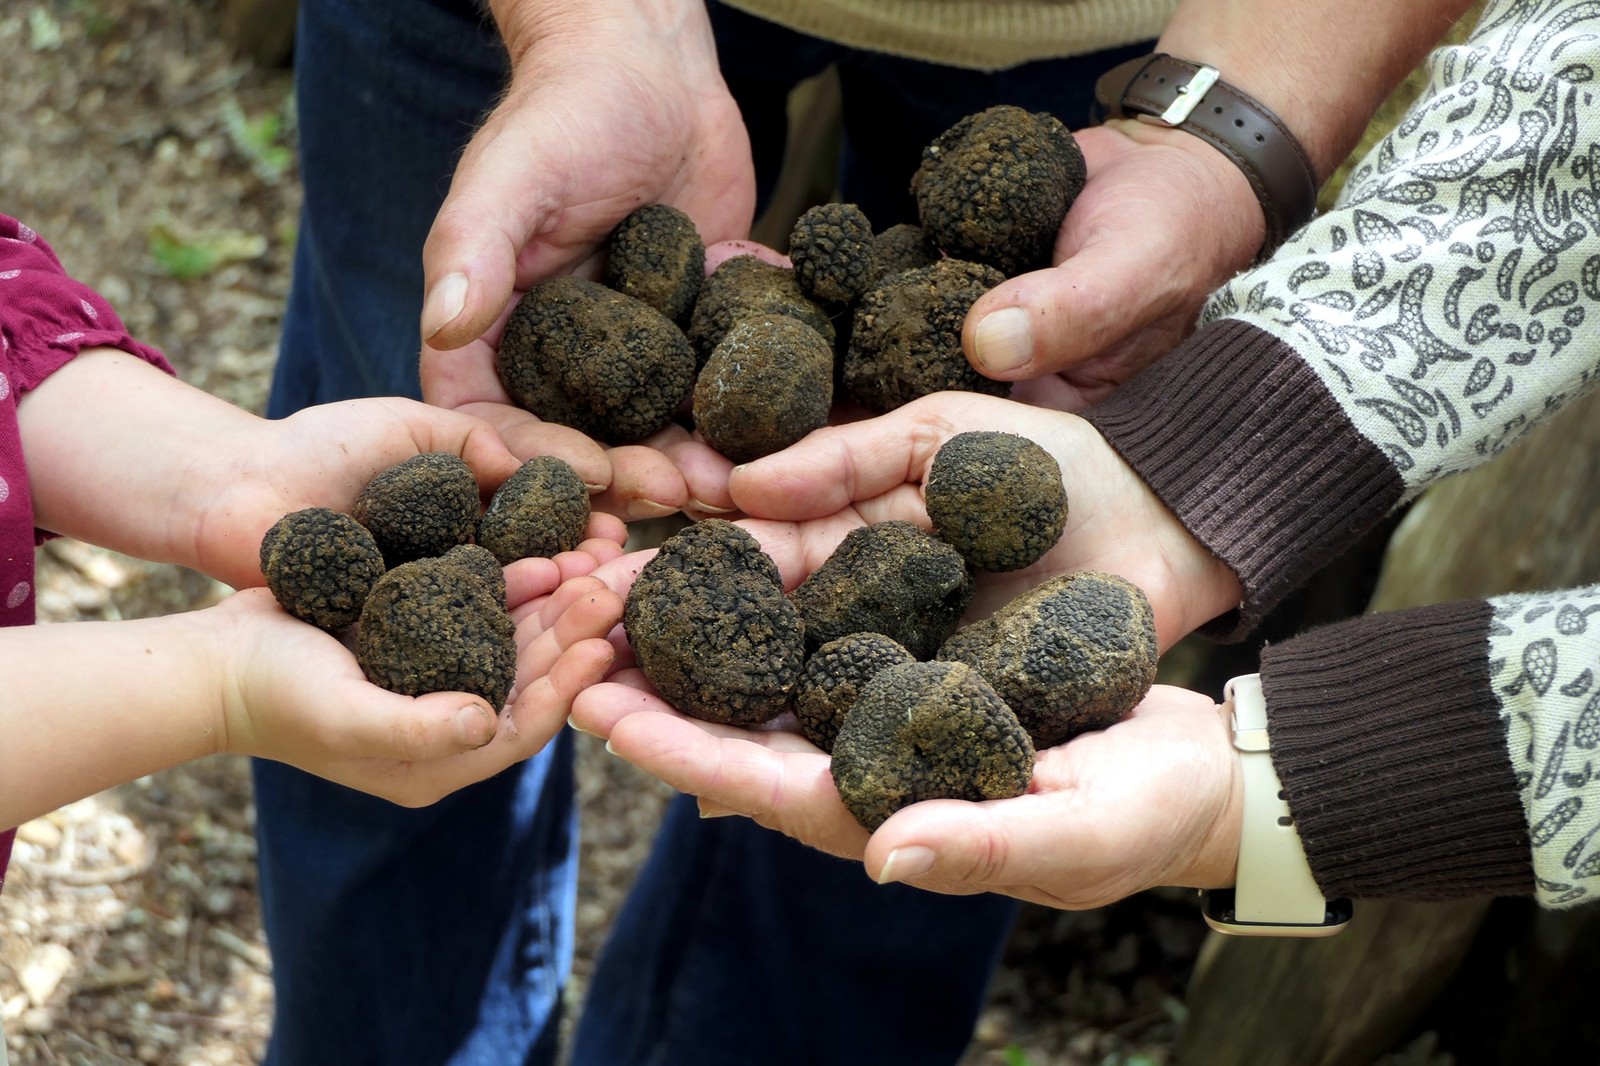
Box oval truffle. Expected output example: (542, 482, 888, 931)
(477, 455, 591, 566)
(352, 453, 480, 567)
(925, 430, 1067, 572)
(261, 507, 385, 631)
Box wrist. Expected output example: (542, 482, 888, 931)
(491, 0, 715, 76)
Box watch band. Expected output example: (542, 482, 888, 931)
(1093, 53, 1318, 255)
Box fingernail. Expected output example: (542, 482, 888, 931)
(604, 739, 620, 756)
(422, 273, 469, 340)
(698, 799, 738, 818)
(688, 498, 736, 515)
(876, 845, 936, 885)
(974, 307, 1032, 374)
(583, 482, 608, 494)
(626, 499, 679, 521)
(455, 703, 496, 749)
(567, 718, 598, 738)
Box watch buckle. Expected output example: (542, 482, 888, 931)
(1160, 64, 1220, 125)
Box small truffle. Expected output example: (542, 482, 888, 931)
(924, 430, 1067, 572)
(260, 507, 385, 631)
(353, 453, 480, 567)
(355, 557, 518, 709)
(439, 544, 506, 606)
(496, 276, 697, 445)
(912, 104, 1085, 277)
(789, 202, 877, 306)
(477, 455, 591, 566)
(687, 255, 834, 369)
(788, 520, 973, 660)
(831, 661, 1034, 831)
(870, 223, 941, 284)
(938, 571, 1157, 748)
(794, 633, 916, 753)
(623, 519, 806, 726)
(605, 204, 705, 325)
(693, 316, 833, 464)
(842, 258, 1009, 413)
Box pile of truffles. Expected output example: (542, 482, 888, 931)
(260, 452, 591, 708)
(624, 430, 1160, 832)
(494, 104, 1086, 463)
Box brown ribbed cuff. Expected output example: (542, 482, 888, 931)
(1085, 319, 1402, 641)
(1261, 600, 1534, 901)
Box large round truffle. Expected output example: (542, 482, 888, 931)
(831, 661, 1034, 831)
(937, 570, 1157, 748)
(794, 632, 916, 753)
(842, 258, 1009, 413)
(605, 204, 705, 325)
(439, 543, 506, 606)
(352, 453, 480, 566)
(912, 104, 1085, 277)
(496, 275, 697, 445)
(260, 507, 385, 631)
(789, 202, 877, 307)
(788, 520, 973, 660)
(870, 223, 940, 284)
(687, 255, 834, 369)
(693, 316, 833, 464)
(355, 557, 518, 709)
(477, 455, 591, 566)
(623, 519, 806, 726)
(925, 430, 1067, 572)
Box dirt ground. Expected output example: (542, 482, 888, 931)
(0, 2, 1349, 1064)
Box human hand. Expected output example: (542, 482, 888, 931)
(571, 679, 1241, 907)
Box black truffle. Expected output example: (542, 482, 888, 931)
(605, 204, 705, 325)
(794, 632, 916, 753)
(789, 202, 877, 306)
(870, 223, 941, 284)
(842, 258, 1009, 413)
(687, 255, 834, 369)
(355, 557, 518, 709)
(693, 316, 833, 464)
(260, 507, 385, 631)
(496, 275, 697, 445)
(788, 520, 973, 660)
(353, 453, 480, 567)
(623, 519, 806, 726)
(924, 430, 1067, 572)
(439, 544, 506, 606)
(911, 104, 1085, 277)
(938, 571, 1157, 748)
(477, 455, 591, 566)
(831, 661, 1034, 831)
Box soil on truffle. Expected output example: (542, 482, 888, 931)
(789, 201, 877, 307)
(355, 557, 518, 709)
(497, 275, 697, 445)
(842, 258, 1010, 413)
(260, 506, 386, 631)
(938, 570, 1158, 749)
(477, 454, 592, 565)
(687, 255, 835, 369)
(912, 104, 1086, 277)
(871, 223, 941, 284)
(439, 543, 507, 606)
(605, 203, 705, 325)
(693, 315, 834, 464)
(352, 452, 481, 567)
(794, 632, 916, 753)
(925, 430, 1067, 572)
(831, 660, 1034, 831)
(623, 519, 807, 726)
(788, 520, 973, 659)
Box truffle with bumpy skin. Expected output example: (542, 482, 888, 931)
(476, 455, 591, 565)
(605, 204, 705, 325)
(693, 316, 833, 464)
(496, 276, 697, 445)
(870, 223, 941, 284)
(623, 519, 806, 726)
(355, 557, 518, 709)
(439, 544, 506, 606)
(794, 632, 916, 753)
(260, 507, 385, 631)
(831, 661, 1034, 831)
(938, 570, 1157, 748)
(788, 520, 973, 660)
(353, 453, 480, 567)
(687, 255, 834, 369)
(842, 258, 1009, 413)
(925, 430, 1067, 572)
(789, 202, 876, 306)
(912, 104, 1085, 277)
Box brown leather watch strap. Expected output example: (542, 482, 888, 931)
(1094, 53, 1318, 256)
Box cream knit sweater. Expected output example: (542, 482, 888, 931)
(720, 0, 1175, 71)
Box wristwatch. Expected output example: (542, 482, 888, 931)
(1200, 674, 1352, 937)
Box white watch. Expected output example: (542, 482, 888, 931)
(1200, 673, 1352, 937)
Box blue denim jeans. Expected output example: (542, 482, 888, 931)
(261, 1, 1146, 1062)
